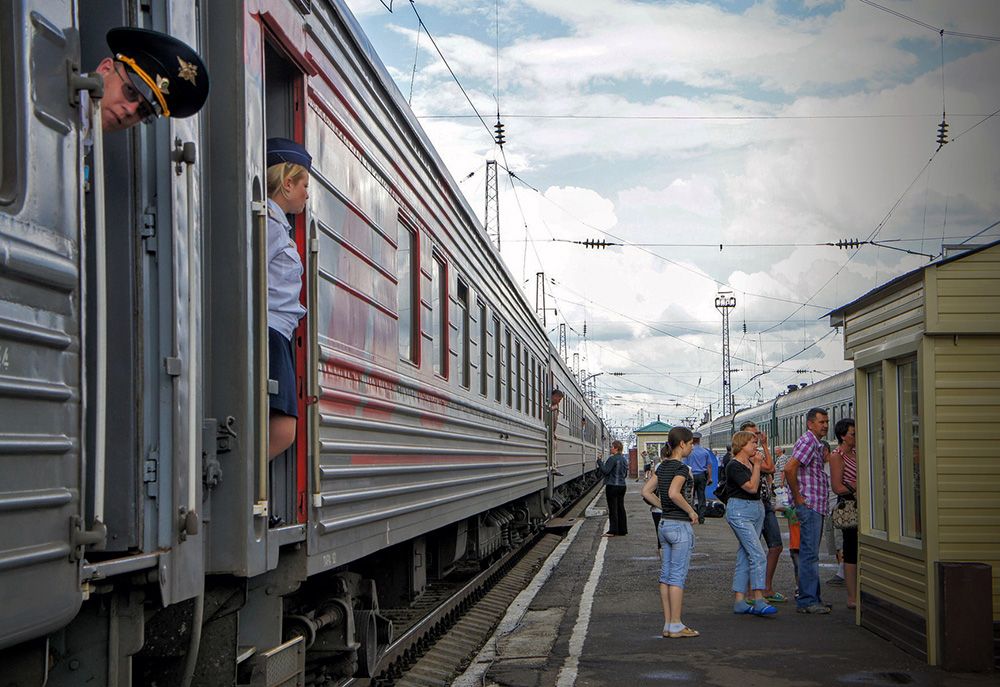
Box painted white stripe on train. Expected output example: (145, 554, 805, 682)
(453, 488, 605, 687)
(555, 515, 610, 687)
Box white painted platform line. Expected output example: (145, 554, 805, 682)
(452, 489, 606, 687)
(554, 517, 610, 687)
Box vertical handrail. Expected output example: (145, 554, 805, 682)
(184, 145, 198, 512)
(252, 200, 269, 515)
(90, 96, 107, 528)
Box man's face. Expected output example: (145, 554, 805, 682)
(808, 413, 829, 438)
(97, 58, 155, 132)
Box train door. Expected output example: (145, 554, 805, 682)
(0, 0, 89, 669)
(77, 1, 206, 607)
(262, 37, 308, 529)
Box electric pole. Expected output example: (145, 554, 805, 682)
(558, 323, 568, 362)
(715, 290, 736, 416)
(535, 272, 556, 326)
(485, 160, 500, 249)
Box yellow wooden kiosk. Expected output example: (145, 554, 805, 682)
(828, 239, 1000, 669)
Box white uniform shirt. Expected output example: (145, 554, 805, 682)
(266, 198, 307, 339)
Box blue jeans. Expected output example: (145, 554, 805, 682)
(658, 520, 694, 587)
(725, 498, 766, 593)
(795, 504, 825, 608)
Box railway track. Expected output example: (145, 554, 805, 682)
(332, 480, 603, 687)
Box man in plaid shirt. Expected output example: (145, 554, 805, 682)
(783, 407, 831, 614)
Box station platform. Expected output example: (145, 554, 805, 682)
(455, 480, 994, 687)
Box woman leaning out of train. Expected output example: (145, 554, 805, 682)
(724, 430, 778, 617)
(265, 138, 310, 459)
(641, 427, 701, 638)
(828, 418, 859, 609)
(598, 440, 629, 537)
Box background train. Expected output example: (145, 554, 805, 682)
(0, 1, 604, 684)
(698, 369, 856, 489)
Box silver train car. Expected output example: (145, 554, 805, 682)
(699, 370, 856, 456)
(0, 1, 602, 684)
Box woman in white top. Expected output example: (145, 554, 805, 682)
(265, 138, 310, 459)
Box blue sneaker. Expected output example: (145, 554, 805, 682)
(750, 602, 778, 616)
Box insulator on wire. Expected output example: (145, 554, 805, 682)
(836, 238, 862, 250)
(936, 117, 949, 149)
(494, 119, 506, 146)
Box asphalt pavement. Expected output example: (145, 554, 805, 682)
(454, 479, 995, 687)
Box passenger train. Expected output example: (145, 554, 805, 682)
(699, 369, 856, 457)
(0, 1, 604, 684)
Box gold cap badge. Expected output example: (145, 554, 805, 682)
(177, 56, 198, 85)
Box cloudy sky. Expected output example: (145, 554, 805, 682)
(343, 0, 1000, 432)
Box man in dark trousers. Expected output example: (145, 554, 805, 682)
(598, 440, 629, 537)
(684, 432, 713, 524)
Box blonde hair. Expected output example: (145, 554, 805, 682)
(731, 430, 756, 456)
(266, 162, 308, 198)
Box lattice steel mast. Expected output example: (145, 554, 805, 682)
(715, 291, 736, 416)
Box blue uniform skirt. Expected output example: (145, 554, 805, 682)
(268, 327, 298, 418)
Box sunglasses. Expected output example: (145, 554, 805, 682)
(113, 61, 158, 124)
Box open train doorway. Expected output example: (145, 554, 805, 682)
(263, 38, 307, 528)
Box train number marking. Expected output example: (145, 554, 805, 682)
(0, 346, 9, 372)
(322, 553, 336, 569)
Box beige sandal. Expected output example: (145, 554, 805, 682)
(668, 627, 700, 638)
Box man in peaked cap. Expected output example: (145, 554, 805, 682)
(93, 27, 209, 132)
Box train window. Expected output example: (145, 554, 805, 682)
(397, 222, 418, 364)
(505, 329, 512, 407)
(457, 280, 470, 388)
(493, 316, 502, 403)
(514, 340, 522, 411)
(478, 300, 488, 397)
(530, 356, 537, 418)
(431, 254, 447, 377)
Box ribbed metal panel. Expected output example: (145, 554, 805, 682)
(0, 1, 84, 650)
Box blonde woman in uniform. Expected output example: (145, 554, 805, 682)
(265, 138, 310, 459)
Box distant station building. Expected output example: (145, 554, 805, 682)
(828, 239, 1000, 670)
(634, 419, 673, 469)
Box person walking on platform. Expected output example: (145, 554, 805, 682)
(598, 441, 629, 537)
(724, 431, 778, 617)
(641, 427, 700, 638)
(783, 408, 832, 615)
(684, 432, 713, 524)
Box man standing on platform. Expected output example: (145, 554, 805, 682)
(783, 408, 832, 615)
(598, 441, 629, 537)
(684, 433, 713, 525)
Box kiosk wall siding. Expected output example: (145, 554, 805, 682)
(843, 279, 925, 360)
(860, 541, 927, 615)
(932, 335, 1000, 619)
(926, 245, 1000, 335)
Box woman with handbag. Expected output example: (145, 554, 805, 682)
(828, 418, 858, 609)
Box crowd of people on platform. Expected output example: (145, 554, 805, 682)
(596, 407, 859, 638)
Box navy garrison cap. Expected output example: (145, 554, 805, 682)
(107, 27, 209, 119)
(692, 432, 702, 439)
(267, 138, 313, 171)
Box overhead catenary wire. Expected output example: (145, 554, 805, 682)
(858, 0, 1000, 42)
(499, 164, 832, 312)
(417, 112, 993, 121)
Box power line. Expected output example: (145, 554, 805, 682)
(416, 112, 994, 121)
(498, 164, 832, 311)
(407, 1, 493, 141)
(858, 0, 1000, 42)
